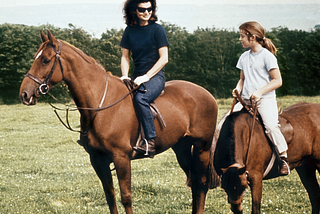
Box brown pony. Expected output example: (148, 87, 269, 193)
(19, 30, 220, 214)
(214, 102, 320, 214)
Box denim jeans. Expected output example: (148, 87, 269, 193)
(134, 72, 165, 140)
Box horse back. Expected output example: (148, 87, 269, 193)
(280, 102, 320, 160)
(154, 80, 218, 142)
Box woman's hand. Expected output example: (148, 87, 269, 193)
(134, 75, 150, 86)
(120, 76, 131, 81)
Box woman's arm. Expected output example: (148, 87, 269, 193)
(134, 46, 168, 85)
(146, 46, 168, 79)
(251, 68, 282, 101)
(120, 48, 130, 78)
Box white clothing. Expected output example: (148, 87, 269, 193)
(218, 48, 288, 157)
(256, 98, 288, 154)
(236, 48, 279, 100)
(216, 99, 287, 156)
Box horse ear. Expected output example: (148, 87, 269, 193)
(221, 167, 227, 174)
(40, 30, 48, 43)
(47, 29, 59, 49)
(238, 166, 246, 175)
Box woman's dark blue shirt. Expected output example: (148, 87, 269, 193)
(120, 22, 169, 78)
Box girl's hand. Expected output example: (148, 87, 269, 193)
(232, 88, 240, 98)
(250, 91, 262, 102)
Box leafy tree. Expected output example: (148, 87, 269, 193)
(1, 23, 320, 104)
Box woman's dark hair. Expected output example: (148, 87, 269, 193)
(123, 0, 158, 26)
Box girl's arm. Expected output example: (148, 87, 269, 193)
(120, 48, 130, 78)
(232, 70, 244, 97)
(251, 68, 282, 101)
(134, 46, 168, 85)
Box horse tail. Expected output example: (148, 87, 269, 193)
(208, 132, 221, 189)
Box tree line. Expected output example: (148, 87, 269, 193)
(0, 22, 319, 104)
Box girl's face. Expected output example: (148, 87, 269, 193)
(136, 2, 153, 25)
(239, 30, 253, 49)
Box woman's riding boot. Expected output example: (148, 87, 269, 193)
(133, 138, 155, 158)
(146, 139, 155, 158)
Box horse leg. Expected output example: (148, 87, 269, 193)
(173, 138, 209, 214)
(172, 137, 193, 186)
(190, 139, 211, 214)
(249, 175, 263, 214)
(296, 158, 320, 214)
(89, 152, 118, 214)
(113, 154, 133, 214)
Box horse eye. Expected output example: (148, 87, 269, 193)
(42, 58, 51, 65)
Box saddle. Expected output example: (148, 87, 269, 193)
(231, 90, 294, 179)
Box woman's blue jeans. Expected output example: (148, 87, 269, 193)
(134, 72, 165, 140)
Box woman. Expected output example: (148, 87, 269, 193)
(120, 0, 169, 158)
(232, 21, 289, 175)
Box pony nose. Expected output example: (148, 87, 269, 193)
(20, 91, 28, 102)
(20, 91, 33, 105)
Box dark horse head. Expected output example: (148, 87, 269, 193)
(214, 110, 251, 214)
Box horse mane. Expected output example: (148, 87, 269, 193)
(62, 41, 107, 72)
(218, 111, 241, 165)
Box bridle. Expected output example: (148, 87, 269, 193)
(25, 41, 63, 96)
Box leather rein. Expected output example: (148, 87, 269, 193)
(25, 41, 139, 134)
(224, 90, 259, 205)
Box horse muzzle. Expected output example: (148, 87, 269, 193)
(20, 90, 38, 106)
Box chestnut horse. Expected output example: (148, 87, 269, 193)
(214, 102, 320, 214)
(19, 30, 220, 214)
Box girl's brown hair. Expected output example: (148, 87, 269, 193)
(123, 0, 158, 26)
(239, 21, 277, 55)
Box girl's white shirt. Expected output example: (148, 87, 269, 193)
(236, 48, 279, 100)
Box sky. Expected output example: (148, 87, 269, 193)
(1, 0, 320, 7)
(1, 0, 319, 37)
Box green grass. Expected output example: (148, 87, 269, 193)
(1, 96, 319, 213)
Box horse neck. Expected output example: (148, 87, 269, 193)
(61, 42, 129, 114)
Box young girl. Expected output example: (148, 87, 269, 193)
(120, 0, 169, 158)
(232, 21, 290, 175)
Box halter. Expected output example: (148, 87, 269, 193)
(25, 41, 63, 96)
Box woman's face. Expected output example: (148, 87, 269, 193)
(136, 1, 153, 25)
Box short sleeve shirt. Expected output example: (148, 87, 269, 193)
(120, 22, 169, 78)
(236, 48, 279, 99)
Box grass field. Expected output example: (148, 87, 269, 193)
(1, 96, 319, 213)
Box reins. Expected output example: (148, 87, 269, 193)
(230, 89, 259, 166)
